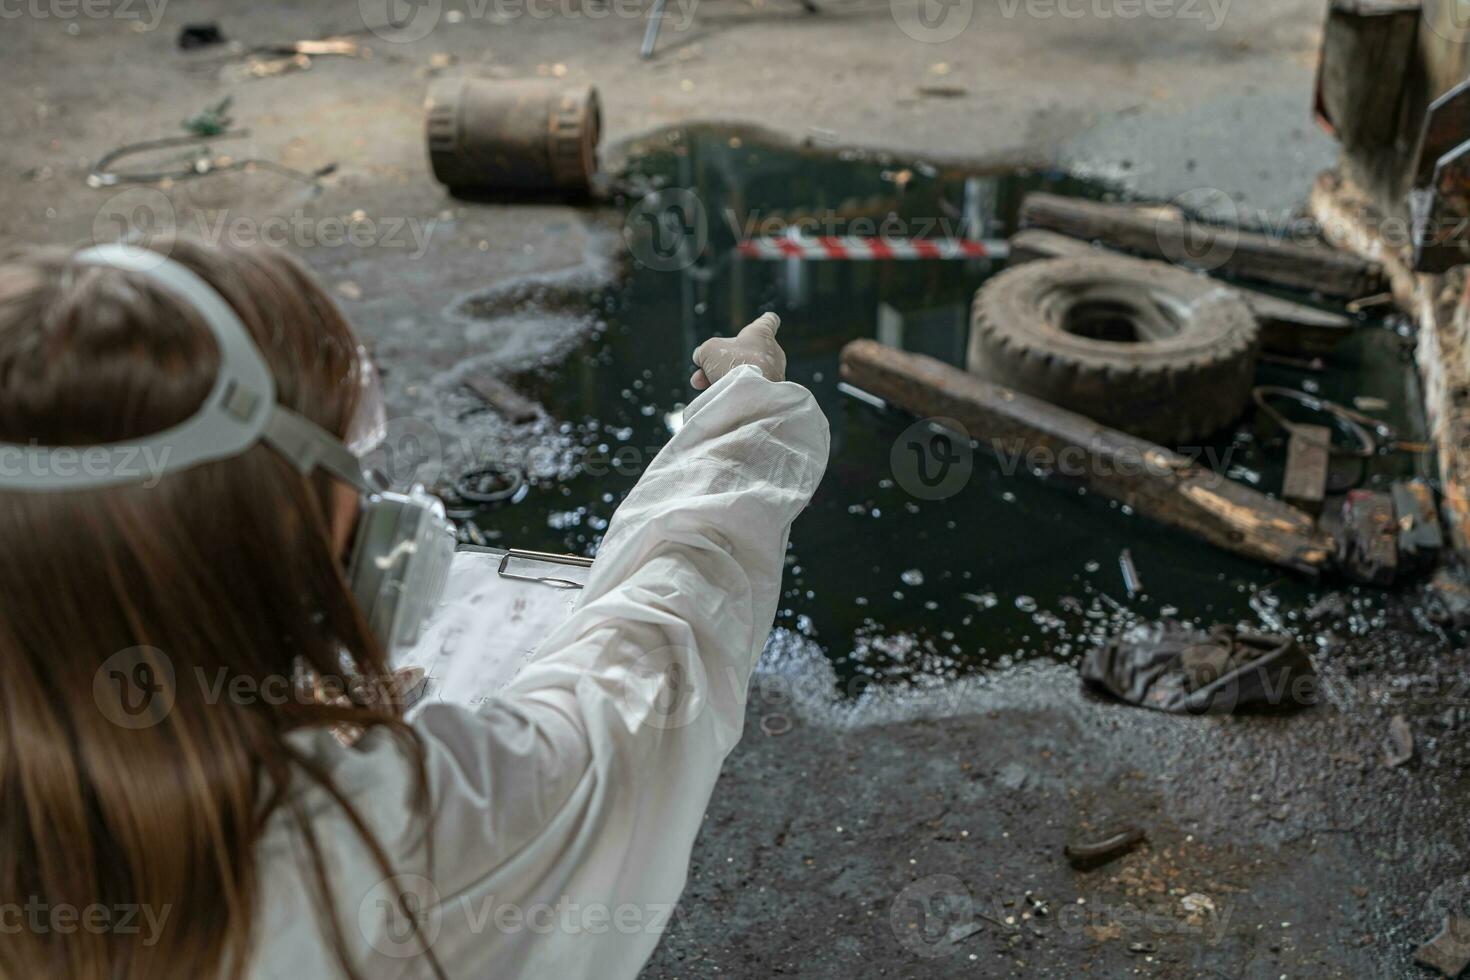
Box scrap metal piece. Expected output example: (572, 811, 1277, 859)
(1283, 424, 1332, 514)
(1340, 489, 1400, 586)
(1393, 478, 1445, 570)
(1430, 565, 1470, 627)
(1413, 140, 1470, 272)
(1415, 77, 1470, 188)
(1412, 78, 1470, 272)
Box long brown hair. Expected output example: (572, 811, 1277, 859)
(0, 240, 439, 979)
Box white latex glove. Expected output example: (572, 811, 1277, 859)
(690, 312, 786, 390)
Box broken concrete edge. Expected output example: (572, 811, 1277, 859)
(1308, 168, 1470, 561)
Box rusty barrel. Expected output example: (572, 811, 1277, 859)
(426, 79, 601, 194)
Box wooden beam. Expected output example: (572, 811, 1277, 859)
(461, 374, 539, 424)
(1007, 230, 1357, 357)
(1018, 193, 1386, 299)
(1316, 0, 1419, 152)
(1309, 169, 1470, 561)
(840, 339, 1336, 575)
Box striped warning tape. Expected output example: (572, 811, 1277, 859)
(735, 235, 1009, 261)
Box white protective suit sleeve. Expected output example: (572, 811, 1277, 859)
(392, 365, 828, 978)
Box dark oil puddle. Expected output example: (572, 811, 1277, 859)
(460, 124, 1430, 689)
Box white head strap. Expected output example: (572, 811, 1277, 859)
(0, 245, 371, 493)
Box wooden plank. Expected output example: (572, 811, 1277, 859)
(1018, 193, 1386, 299)
(1007, 230, 1356, 356)
(461, 374, 539, 424)
(839, 339, 1335, 575)
(1282, 425, 1332, 514)
(1316, 0, 1419, 152)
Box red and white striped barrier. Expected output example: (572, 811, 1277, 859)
(735, 235, 1009, 261)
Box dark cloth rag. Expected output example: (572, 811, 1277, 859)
(1081, 622, 1313, 715)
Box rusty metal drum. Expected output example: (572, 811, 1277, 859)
(426, 79, 601, 194)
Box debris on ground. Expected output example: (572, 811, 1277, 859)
(177, 23, 226, 50)
(1429, 565, 1470, 627)
(1383, 714, 1414, 768)
(759, 713, 793, 737)
(181, 97, 234, 138)
(1080, 622, 1314, 714)
(451, 465, 526, 506)
(1065, 823, 1146, 870)
(1282, 423, 1331, 514)
(460, 374, 540, 425)
(1119, 549, 1142, 599)
(1180, 893, 1217, 916)
(1339, 489, 1399, 586)
(1415, 915, 1470, 978)
(244, 54, 314, 79)
(88, 121, 336, 190)
(1393, 478, 1444, 572)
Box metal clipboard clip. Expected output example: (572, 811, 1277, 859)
(496, 548, 594, 590)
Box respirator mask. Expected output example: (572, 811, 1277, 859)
(0, 244, 455, 653)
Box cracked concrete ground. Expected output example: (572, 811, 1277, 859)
(4, 2, 1464, 977)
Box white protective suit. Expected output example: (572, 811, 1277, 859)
(250, 364, 830, 979)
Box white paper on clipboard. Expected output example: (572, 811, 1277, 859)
(392, 547, 591, 714)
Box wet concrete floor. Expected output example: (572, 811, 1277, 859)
(1, 6, 1464, 976)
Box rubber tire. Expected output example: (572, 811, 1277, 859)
(968, 255, 1259, 445)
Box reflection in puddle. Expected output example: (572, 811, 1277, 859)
(461, 125, 1428, 689)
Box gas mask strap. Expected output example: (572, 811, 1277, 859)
(261, 406, 378, 493)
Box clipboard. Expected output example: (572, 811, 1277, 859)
(393, 545, 595, 713)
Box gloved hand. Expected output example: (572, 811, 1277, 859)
(690, 313, 786, 390)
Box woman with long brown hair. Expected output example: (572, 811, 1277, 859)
(0, 240, 828, 978)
